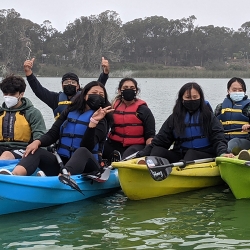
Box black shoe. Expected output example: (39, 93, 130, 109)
(111, 150, 121, 162)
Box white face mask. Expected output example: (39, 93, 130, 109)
(229, 92, 245, 102)
(4, 96, 19, 108)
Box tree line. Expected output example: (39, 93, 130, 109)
(1, 8, 250, 76)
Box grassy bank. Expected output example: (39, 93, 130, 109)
(29, 64, 250, 78)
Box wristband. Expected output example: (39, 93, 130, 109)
(90, 117, 99, 124)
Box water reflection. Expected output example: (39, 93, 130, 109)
(1, 187, 250, 249)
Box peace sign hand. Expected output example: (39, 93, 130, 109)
(92, 106, 114, 121)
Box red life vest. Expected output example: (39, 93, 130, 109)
(108, 99, 147, 146)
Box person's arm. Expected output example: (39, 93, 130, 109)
(242, 102, 250, 119)
(214, 103, 222, 117)
(26, 74, 59, 110)
(26, 107, 47, 141)
(97, 72, 109, 86)
(151, 114, 175, 149)
(97, 57, 109, 86)
(39, 110, 68, 146)
(136, 115, 174, 157)
(24, 59, 59, 110)
(137, 105, 156, 144)
(80, 119, 107, 151)
(209, 114, 229, 156)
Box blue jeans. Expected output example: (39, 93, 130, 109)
(227, 138, 250, 155)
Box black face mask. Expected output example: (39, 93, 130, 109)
(183, 99, 201, 112)
(121, 89, 136, 101)
(63, 85, 77, 96)
(86, 94, 105, 110)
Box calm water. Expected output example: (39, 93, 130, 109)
(1, 78, 250, 249)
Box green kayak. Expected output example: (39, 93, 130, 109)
(216, 157, 250, 199)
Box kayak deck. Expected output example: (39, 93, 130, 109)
(216, 156, 250, 199)
(112, 158, 222, 200)
(0, 169, 120, 215)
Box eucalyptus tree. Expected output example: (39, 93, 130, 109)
(0, 8, 44, 74)
(63, 10, 125, 70)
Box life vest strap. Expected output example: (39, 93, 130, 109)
(61, 133, 83, 138)
(113, 111, 137, 115)
(113, 123, 142, 127)
(221, 120, 248, 125)
(225, 131, 248, 135)
(176, 135, 206, 142)
(221, 108, 242, 114)
(111, 131, 144, 138)
(58, 101, 72, 105)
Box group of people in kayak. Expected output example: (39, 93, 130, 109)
(0, 56, 249, 177)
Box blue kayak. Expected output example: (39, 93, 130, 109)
(0, 163, 120, 215)
(0, 159, 19, 170)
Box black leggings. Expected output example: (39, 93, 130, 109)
(150, 146, 215, 163)
(103, 139, 145, 162)
(19, 147, 101, 176)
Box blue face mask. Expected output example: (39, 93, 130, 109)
(229, 92, 245, 102)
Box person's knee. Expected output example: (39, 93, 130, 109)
(0, 151, 15, 160)
(12, 165, 28, 176)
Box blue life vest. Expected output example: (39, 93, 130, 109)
(175, 112, 211, 149)
(205, 100, 213, 112)
(217, 97, 250, 140)
(57, 109, 99, 160)
(53, 92, 81, 119)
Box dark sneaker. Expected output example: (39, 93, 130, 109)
(238, 150, 250, 161)
(111, 150, 121, 162)
(0, 169, 13, 175)
(36, 170, 46, 177)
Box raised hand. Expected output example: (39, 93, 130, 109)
(92, 106, 114, 121)
(101, 57, 110, 74)
(23, 58, 35, 76)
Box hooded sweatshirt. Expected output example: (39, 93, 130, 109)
(0, 97, 46, 149)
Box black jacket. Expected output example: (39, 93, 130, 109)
(139, 111, 228, 157)
(26, 72, 109, 111)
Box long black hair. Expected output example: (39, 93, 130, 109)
(227, 77, 246, 92)
(67, 81, 113, 127)
(113, 77, 141, 105)
(173, 82, 211, 136)
(68, 81, 109, 112)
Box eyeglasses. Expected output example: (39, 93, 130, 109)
(62, 79, 78, 86)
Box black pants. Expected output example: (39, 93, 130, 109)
(150, 146, 215, 163)
(19, 147, 101, 176)
(102, 139, 145, 162)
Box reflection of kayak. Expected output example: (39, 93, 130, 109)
(0, 167, 120, 215)
(112, 158, 223, 200)
(216, 157, 250, 199)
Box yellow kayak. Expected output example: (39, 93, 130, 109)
(112, 158, 223, 200)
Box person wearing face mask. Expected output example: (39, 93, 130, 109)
(136, 82, 234, 162)
(23, 57, 110, 120)
(0, 75, 46, 160)
(102, 77, 156, 163)
(0, 81, 114, 176)
(214, 77, 250, 155)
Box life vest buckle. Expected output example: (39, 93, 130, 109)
(69, 147, 75, 152)
(3, 137, 12, 142)
(68, 118, 77, 123)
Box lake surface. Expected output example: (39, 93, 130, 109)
(1, 77, 250, 249)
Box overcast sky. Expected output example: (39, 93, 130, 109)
(2, 0, 250, 32)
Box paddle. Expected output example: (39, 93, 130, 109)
(145, 156, 215, 181)
(86, 150, 139, 182)
(49, 146, 84, 195)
